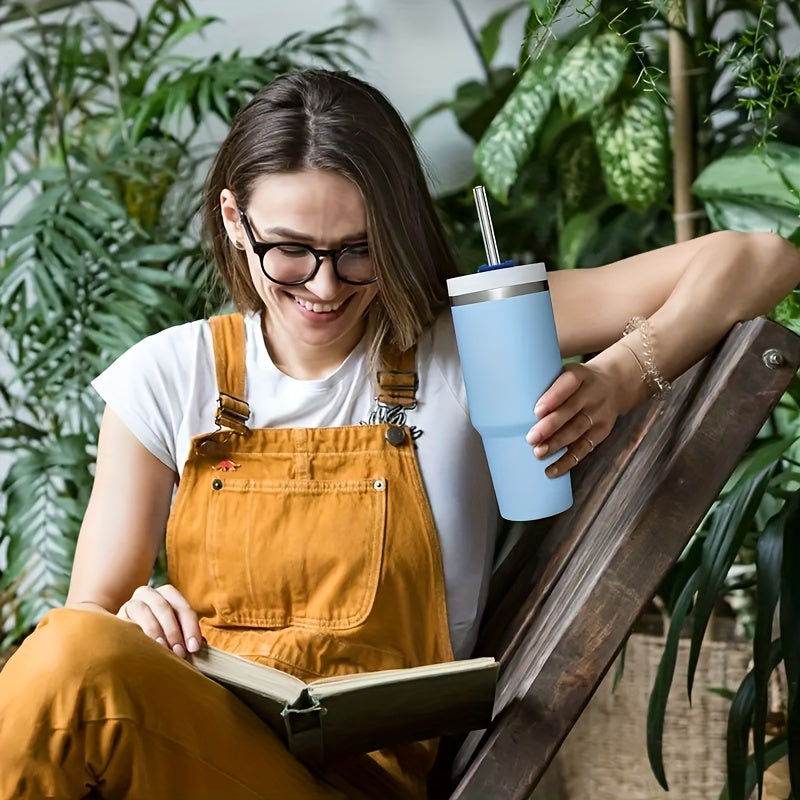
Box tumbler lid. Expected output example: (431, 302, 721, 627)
(446, 262, 547, 298)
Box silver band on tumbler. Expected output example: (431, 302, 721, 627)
(449, 280, 550, 307)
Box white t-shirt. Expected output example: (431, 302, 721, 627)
(92, 310, 499, 658)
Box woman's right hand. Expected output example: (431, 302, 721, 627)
(117, 583, 202, 659)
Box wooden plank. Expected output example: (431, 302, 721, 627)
(445, 318, 800, 800)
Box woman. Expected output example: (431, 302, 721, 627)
(0, 69, 798, 800)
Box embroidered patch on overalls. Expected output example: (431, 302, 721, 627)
(363, 402, 423, 440)
(212, 459, 241, 471)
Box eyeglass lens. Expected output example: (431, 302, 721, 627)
(264, 243, 375, 285)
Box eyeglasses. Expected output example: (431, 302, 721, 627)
(238, 210, 377, 286)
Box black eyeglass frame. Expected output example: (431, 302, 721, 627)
(238, 210, 377, 287)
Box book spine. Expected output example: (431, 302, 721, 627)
(281, 689, 327, 764)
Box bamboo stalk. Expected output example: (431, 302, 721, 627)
(668, 1, 695, 242)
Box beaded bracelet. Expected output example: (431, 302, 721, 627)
(621, 316, 672, 399)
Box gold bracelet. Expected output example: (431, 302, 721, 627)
(622, 316, 672, 400)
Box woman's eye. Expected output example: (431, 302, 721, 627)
(276, 245, 310, 258)
(346, 244, 370, 258)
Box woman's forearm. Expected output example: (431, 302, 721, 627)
(619, 231, 800, 391)
(551, 230, 800, 363)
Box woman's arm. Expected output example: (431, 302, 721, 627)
(530, 230, 800, 475)
(550, 230, 800, 360)
(66, 407, 201, 656)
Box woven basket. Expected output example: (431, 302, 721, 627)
(549, 630, 788, 800)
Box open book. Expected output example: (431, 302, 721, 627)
(189, 644, 499, 763)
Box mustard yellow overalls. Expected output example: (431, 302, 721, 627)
(0, 313, 454, 799)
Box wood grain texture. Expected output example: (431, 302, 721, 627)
(441, 318, 800, 800)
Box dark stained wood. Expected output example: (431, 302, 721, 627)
(439, 318, 800, 800)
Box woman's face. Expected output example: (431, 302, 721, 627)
(220, 170, 378, 377)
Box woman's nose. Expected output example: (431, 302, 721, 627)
(303, 257, 341, 299)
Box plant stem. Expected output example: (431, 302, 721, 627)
(450, 0, 495, 89)
(668, 0, 695, 242)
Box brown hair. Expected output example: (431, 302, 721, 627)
(202, 69, 460, 369)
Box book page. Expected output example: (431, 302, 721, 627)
(309, 657, 497, 697)
(189, 645, 306, 703)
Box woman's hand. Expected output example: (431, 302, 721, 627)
(117, 584, 202, 659)
(526, 344, 649, 477)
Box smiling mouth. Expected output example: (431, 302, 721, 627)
(292, 295, 348, 314)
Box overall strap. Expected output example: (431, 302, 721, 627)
(376, 344, 418, 408)
(208, 313, 251, 436)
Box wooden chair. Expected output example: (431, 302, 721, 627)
(434, 317, 800, 800)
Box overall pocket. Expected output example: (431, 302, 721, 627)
(206, 477, 387, 629)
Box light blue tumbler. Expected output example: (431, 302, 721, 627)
(447, 262, 573, 520)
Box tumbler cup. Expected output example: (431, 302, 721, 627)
(447, 262, 573, 520)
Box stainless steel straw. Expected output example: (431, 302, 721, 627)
(473, 185, 501, 266)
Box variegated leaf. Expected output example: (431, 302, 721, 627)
(591, 91, 669, 210)
(555, 125, 603, 218)
(475, 50, 560, 202)
(557, 32, 631, 118)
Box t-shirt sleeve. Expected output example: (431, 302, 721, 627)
(91, 320, 214, 472)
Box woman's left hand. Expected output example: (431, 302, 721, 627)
(526, 358, 638, 477)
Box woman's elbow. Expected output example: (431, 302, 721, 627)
(710, 229, 800, 321)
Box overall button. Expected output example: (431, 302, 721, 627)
(212, 478, 223, 490)
(385, 425, 406, 446)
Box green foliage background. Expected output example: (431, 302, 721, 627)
(0, 0, 364, 644)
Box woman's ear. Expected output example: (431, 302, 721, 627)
(219, 189, 246, 250)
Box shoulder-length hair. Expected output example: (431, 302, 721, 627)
(203, 69, 460, 371)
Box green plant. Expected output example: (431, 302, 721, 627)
(421, 1, 800, 797)
(651, 142, 800, 800)
(419, 0, 800, 270)
(0, 0, 364, 646)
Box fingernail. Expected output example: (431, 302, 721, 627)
(155, 637, 166, 646)
(187, 637, 200, 653)
(534, 403, 545, 417)
(172, 643, 187, 658)
(526, 431, 540, 445)
(546, 465, 559, 478)
(534, 444, 549, 457)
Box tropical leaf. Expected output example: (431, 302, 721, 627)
(527, 0, 563, 18)
(780, 498, 800, 794)
(554, 124, 604, 220)
(0, 434, 92, 645)
(411, 68, 517, 143)
(752, 504, 793, 797)
(479, 2, 526, 66)
(591, 88, 669, 211)
(693, 143, 800, 236)
(647, 570, 703, 790)
(719, 734, 789, 800)
(687, 465, 775, 703)
(474, 47, 561, 202)
(723, 641, 784, 800)
(720, 436, 797, 496)
(771, 287, 800, 336)
(559, 210, 600, 269)
(556, 32, 631, 118)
